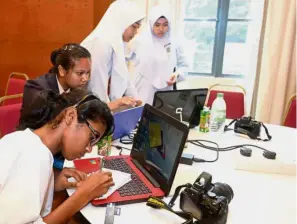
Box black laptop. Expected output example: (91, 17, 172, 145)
(152, 88, 208, 128)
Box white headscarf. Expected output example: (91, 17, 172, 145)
(134, 5, 176, 89)
(81, 0, 145, 99)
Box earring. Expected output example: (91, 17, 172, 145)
(52, 122, 60, 129)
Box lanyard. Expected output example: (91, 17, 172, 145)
(146, 196, 194, 224)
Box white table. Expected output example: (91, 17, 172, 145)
(64, 124, 296, 224)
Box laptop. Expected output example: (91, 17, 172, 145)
(152, 88, 208, 128)
(74, 104, 189, 206)
(112, 106, 144, 140)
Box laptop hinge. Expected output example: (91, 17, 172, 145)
(132, 159, 160, 188)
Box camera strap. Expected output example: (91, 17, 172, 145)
(146, 196, 194, 224)
(260, 122, 272, 141)
(224, 119, 272, 141)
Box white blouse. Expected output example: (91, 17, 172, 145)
(0, 129, 54, 224)
(83, 39, 138, 103)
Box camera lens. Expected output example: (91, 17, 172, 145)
(212, 183, 234, 204)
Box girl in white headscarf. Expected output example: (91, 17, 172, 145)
(130, 5, 189, 105)
(81, 0, 145, 111)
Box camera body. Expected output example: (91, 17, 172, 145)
(180, 172, 233, 221)
(234, 116, 261, 139)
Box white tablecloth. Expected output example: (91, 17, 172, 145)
(64, 123, 296, 224)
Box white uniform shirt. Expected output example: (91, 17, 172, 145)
(0, 129, 54, 224)
(56, 75, 70, 94)
(130, 6, 189, 104)
(83, 39, 138, 102)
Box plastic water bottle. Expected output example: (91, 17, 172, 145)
(209, 93, 226, 132)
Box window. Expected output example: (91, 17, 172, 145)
(182, 0, 264, 78)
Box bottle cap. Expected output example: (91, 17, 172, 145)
(217, 92, 224, 98)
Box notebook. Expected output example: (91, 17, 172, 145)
(73, 104, 189, 206)
(68, 167, 132, 200)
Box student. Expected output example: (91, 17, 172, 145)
(22, 43, 91, 105)
(81, 0, 145, 112)
(130, 6, 189, 105)
(20, 43, 91, 170)
(0, 89, 114, 223)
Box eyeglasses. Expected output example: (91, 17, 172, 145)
(82, 114, 101, 146)
(74, 94, 101, 146)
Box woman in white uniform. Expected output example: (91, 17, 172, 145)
(0, 89, 114, 223)
(131, 6, 189, 105)
(81, 0, 145, 112)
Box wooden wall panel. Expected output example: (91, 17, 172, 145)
(0, 0, 112, 96)
(94, 0, 114, 27)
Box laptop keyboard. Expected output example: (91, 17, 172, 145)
(104, 158, 152, 197)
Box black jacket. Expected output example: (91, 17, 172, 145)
(21, 73, 59, 110)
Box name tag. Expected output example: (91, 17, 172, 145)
(164, 43, 171, 54)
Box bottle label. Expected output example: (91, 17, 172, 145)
(199, 110, 210, 133)
(214, 109, 226, 121)
(97, 134, 112, 156)
(210, 108, 226, 131)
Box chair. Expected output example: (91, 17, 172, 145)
(3, 72, 29, 105)
(0, 94, 23, 106)
(0, 102, 22, 138)
(283, 93, 296, 128)
(205, 84, 246, 119)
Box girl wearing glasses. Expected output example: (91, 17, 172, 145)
(129, 6, 189, 105)
(0, 89, 114, 223)
(20, 43, 92, 170)
(81, 0, 145, 112)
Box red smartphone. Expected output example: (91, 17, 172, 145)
(73, 157, 102, 174)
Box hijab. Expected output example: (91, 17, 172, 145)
(81, 0, 145, 100)
(134, 5, 176, 89)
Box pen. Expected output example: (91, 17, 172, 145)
(173, 67, 177, 90)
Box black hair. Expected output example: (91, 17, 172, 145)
(17, 89, 114, 138)
(49, 43, 91, 74)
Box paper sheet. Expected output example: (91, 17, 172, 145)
(68, 168, 131, 200)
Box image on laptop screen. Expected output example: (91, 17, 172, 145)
(132, 108, 185, 184)
(153, 88, 208, 125)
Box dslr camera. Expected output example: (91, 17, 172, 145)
(179, 172, 233, 223)
(234, 116, 261, 139)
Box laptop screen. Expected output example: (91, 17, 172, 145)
(112, 106, 144, 140)
(152, 88, 208, 126)
(131, 105, 189, 195)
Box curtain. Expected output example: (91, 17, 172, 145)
(251, 0, 296, 125)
